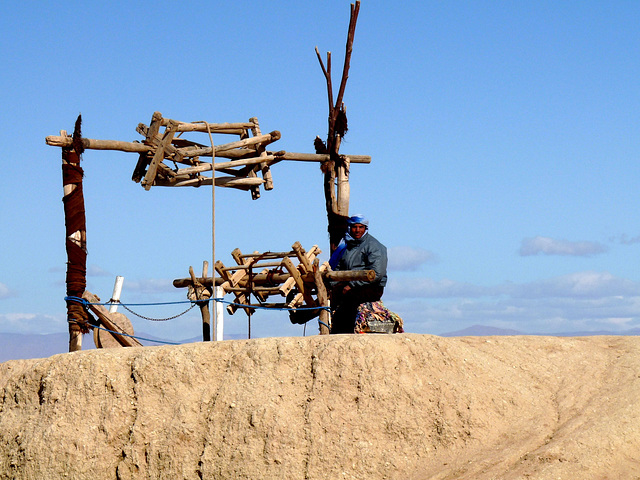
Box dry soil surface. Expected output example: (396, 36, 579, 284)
(0, 333, 639, 479)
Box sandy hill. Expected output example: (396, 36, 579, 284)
(0, 333, 638, 479)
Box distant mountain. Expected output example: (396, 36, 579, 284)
(0, 332, 248, 363)
(439, 324, 640, 337)
(0, 333, 91, 363)
(440, 325, 524, 337)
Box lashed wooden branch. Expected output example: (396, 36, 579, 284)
(315, 47, 333, 113)
(333, 1, 360, 130)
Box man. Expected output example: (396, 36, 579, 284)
(330, 214, 388, 334)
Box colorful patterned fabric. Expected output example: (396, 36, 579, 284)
(354, 301, 404, 334)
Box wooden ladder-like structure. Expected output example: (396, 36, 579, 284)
(174, 241, 375, 336)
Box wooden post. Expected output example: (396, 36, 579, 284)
(189, 263, 211, 342)
(61, 116, 91, 352)
(336, 155, 350, 216)
(313, 259, 331, 335)
(316, 1, 361, 250)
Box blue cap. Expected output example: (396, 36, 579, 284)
(348, 214, 369, 227)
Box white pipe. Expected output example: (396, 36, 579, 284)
(214, 286, 224, 341)
(109, 276, 124, 313)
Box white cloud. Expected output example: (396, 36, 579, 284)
(0, 283, 15, 299)
(382, 271, 640, 335)
(87, 264, 112, 277)
(509, 271, 640, 299)
(387, 246, 437, 271)
(0, 313, 67, 334)
(519, 236, 607, 257)
(617, 234, 640, 245)
(386, 277, 492, 299)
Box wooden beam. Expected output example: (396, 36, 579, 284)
(82, 291, 142, 347)
(172, 154, 277, 176)
(46, 135, 150, 153)
(336, 155, 350, 216)
(313, 259, 330, 335)
(175, 131, 281, 159)
(46, 135, 372, 165)
(173, 268, 374, 288)
(250, 116, 274, 191)
(142, 121, 178, 190)
(292, 241, 313, 273)
(282, 256, 316, 308)
(274, 151, 371, 164)
(153, 176, 264, 189)
(215, 256, 254, 316)
(189, 263, 211, 342)
(161, 119, 256, 134)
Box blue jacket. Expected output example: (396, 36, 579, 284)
(336, 232, 387, 288)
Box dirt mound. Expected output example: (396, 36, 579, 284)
(1, 334, 639, 479)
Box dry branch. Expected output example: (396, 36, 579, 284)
(316, 1, 362, 249)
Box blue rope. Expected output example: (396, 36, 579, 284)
(66, 296, 331, 333)
(66, 296, 197, 307)
(65, 296, 330, 312)
(214, 298, 330, 312)
(65, 296, 88, 305)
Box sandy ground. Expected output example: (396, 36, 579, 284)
(1, 333, 639, 479)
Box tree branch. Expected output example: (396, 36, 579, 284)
(334, 1, 360, 121)
(315, 47, 334, 114)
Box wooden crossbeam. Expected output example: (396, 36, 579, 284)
(142, 121, 179, 190)
(160, 118, 256, 135)
(45, 136, 371, 164)
(173, 268, 374, 288)
(154, 175, 264, 189)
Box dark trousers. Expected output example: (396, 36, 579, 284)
(331, 284, 384, 334)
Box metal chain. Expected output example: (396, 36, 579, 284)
(118, 302, 197, 322)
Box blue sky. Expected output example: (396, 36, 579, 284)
(1, 1, 639, 343)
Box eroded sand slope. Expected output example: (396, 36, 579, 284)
(1, 334, 638, 479)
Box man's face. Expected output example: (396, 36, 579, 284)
(349, 223, 367, 239)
